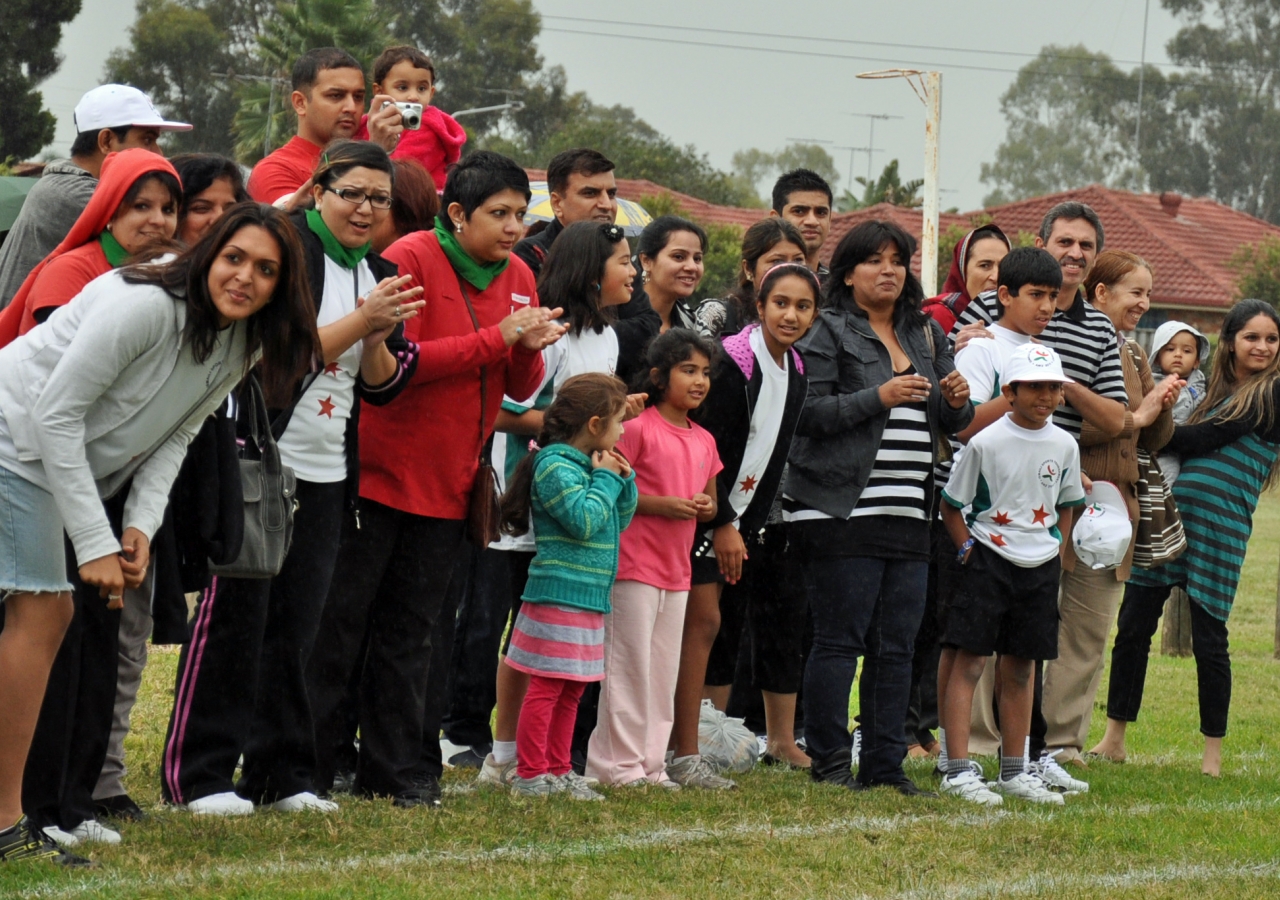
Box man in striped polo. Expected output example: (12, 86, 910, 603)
(948, 201, 1127, 795)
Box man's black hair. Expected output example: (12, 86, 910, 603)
(546, 148, 615, 197)
(771, 168, 833, 213)
(439, 150, 531, 231)
(70, 126, 131, 158)
(292, 47, 363, 93)
(994, 246, 1063, 319)
(1039, 200, 1105, 253)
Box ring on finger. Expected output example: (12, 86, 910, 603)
(516, 326, 524, 335)
(393, 306, 401, 317)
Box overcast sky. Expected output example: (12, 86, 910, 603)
(43, 0, 1185, 211)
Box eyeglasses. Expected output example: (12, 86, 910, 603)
(599, 224, 624, 242)
(323, 186, 393, 210)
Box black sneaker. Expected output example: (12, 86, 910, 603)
(393, 774, 442, 810)
(0, 816, 93, 867)
(94, 793, 147, 823)
(808, 749, 867, 791)
(446, 745, 490, 770)
(874, 778, 938, 799)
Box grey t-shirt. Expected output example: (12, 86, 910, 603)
(0, 159, 98, 310)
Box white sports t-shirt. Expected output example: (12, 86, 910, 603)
(276, 257, 375, 483)
(942, 414, 1087, 567)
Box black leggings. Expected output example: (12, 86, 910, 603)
(1106, 581, 1231, 738)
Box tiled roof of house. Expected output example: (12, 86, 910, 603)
(526, 171, 1280, 312)
(978, 184, 1280, 311)
(524, 168, 766, 229)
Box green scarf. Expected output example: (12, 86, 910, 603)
(99, 230, 130, 267)
(434, 216, 507, 290)
(306, 208, 371, 269)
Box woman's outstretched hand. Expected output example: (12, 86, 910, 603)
(499, 306, 566, 349)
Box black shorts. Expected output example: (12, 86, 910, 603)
(931, 519, 966, 636)
(690, 529, 725, 586)
(941, 542, 1059, 661)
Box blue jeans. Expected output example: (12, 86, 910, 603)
(800, 551, 927, 785)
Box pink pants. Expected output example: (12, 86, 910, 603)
(585, 580, 689, 785)
(516, 675, 586, 779)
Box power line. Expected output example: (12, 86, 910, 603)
(541, 14, 1276, 78)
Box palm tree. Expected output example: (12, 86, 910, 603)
(231, 0, 393, 163)
(836, 159, 924, 212)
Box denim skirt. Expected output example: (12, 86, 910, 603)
(0, 465, 73, 595)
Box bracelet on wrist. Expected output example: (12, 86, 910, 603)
(956, 537, 976, 561)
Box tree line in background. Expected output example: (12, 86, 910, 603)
(7, 0, 1280, 302)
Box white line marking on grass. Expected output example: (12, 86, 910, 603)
(854, 860, 1280, 900)
(19, 796, 1280, 899)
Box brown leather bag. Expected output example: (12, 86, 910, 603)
(456, 274, 503, 547)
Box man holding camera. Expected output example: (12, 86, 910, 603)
(247, 47, 404, 206)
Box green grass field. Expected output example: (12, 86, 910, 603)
(5, 496, 1280, 898)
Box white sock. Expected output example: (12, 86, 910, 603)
(937, 728, 948, 767)
(492, 740, 516, 764)
(1024, 736, 1031, 767)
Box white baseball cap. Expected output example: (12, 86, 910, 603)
(1001, 342, 1075, 388)
(1072, 480, 1132, 570)
(73, 84, 192, 134)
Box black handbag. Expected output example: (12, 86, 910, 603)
(209, 374, 298, 578)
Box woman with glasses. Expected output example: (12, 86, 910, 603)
(307, 151, 565, 808)
(159, 142, 423, 816)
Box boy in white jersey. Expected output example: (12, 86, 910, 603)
(932, 247, 1062, 777)
(938, 344, 1086, 805)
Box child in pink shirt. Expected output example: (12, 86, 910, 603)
(355, 46, 466, 192)
(586, 329, 723, 787)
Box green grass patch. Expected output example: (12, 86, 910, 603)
(5, 496, 1280, 898)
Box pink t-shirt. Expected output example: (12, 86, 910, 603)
(616, 406, 723, 590)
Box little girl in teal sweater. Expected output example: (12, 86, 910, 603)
(498, 373, 637, 799)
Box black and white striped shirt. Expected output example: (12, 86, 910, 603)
(950, 289, 1128, 439)
(785, 393, 932, 522)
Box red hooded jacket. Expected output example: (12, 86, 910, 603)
(355, 105, 466, 192)
(0, 149, 180, 346)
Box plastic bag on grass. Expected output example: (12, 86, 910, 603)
(697, 698, 759, 773)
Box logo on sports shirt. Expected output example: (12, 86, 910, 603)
(1037, 459, 1061, 487)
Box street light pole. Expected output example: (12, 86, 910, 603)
(856, 70, 943, 296)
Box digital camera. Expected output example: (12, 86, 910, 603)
(394, 101, 423, 130)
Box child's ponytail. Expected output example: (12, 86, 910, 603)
(498, 372, 629, 535)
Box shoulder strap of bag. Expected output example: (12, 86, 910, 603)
(454, 272, 488, 459)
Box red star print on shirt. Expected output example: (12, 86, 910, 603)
(991, 533, 1007, 547)
(318, 395, 336, 418)
(1032, 505, 1051, 526)
(992, 510, 1012, 526)
(323, 362, 341, 376)
(739, 475, 758, 493)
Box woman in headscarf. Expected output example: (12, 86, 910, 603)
(921, 225, 1011, 334)
(0, 149, 181, 344)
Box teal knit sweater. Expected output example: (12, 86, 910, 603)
(522, 443, 638, 613)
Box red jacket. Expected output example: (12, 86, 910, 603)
(362, 232, 544, 519)
(355, 106, 465, 191)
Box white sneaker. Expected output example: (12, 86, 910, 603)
(1034, 751, 1089, 794)
(267, 792, 338, 812)
(995, 772, 1066, 805)
(477, 752, 517, 788)
(851, 727, 862, 767)
(935, 758, 984, 780)
(558, 772, 605, 801)
(666, 754, 737, 790)
(940, 770, 1003, 806)
(42, 825, 80, 847)
(68, 819, 121, 844)
(187, 791, 254, 816)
